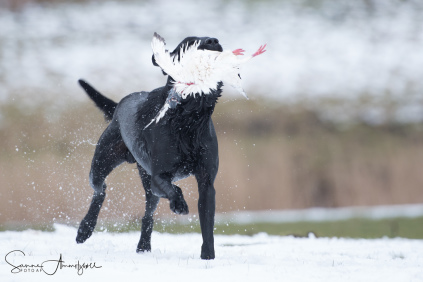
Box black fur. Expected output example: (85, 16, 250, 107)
(78, 79, 117, 122)
(76, 36, 223, 260)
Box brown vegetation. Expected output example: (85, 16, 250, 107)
(1, 96, 423, 226)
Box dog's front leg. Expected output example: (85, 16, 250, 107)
(197, 179, 216, 260)
(195, 162, 218, 260)
(151, 174, 189, 215)
(194, 122, 219, 260)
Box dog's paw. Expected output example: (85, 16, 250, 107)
(170, 197, 189, 215)
(136, 244, 151, 253)
(201, 244, 215, 260)
(76, 220, 95, 244)
(136, 238, 152, 253)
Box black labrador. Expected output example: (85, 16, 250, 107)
(76, 36, 224, 260)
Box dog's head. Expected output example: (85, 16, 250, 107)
(152, 36, 223, 74)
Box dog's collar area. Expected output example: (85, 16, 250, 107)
(144, 83, 221, 129)
(167, 87, 182, 108)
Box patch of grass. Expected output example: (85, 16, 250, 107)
(95, 216, 423, 239)
(0, 223, 55, 232)
(2, 216, 423, 240)
(214, 217, 423, 239)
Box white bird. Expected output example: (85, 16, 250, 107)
(151, 32, 266, 99)
(145, 33, 266, 128)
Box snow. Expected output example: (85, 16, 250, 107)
(1, 0, 423, 121)
(214, 204, 423, 225)
(1, 224, 423, 281)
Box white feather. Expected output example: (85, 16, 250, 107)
(151, 33, 266, 99)
(144, 102, 171, 129)
(145, 33, 265, 129)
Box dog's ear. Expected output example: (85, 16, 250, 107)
(152, 54, 168, 75)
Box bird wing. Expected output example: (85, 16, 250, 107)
(151, 33, 184, 81)
(175, 48, 223, 96)
(151, 32, 266, 99)
(175, 40, 202, 84)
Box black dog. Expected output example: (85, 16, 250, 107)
(76, 36, 223, 260)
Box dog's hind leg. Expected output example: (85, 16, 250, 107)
(136, 165, 160, 253)
(76, 121, 127, 244)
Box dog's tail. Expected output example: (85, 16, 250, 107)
(78, 79, 117, 122)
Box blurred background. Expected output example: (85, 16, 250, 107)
(1, 0, 423, 234)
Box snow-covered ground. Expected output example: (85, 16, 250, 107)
(214, 204, 423, 225)
(1, 224, 423, 281)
